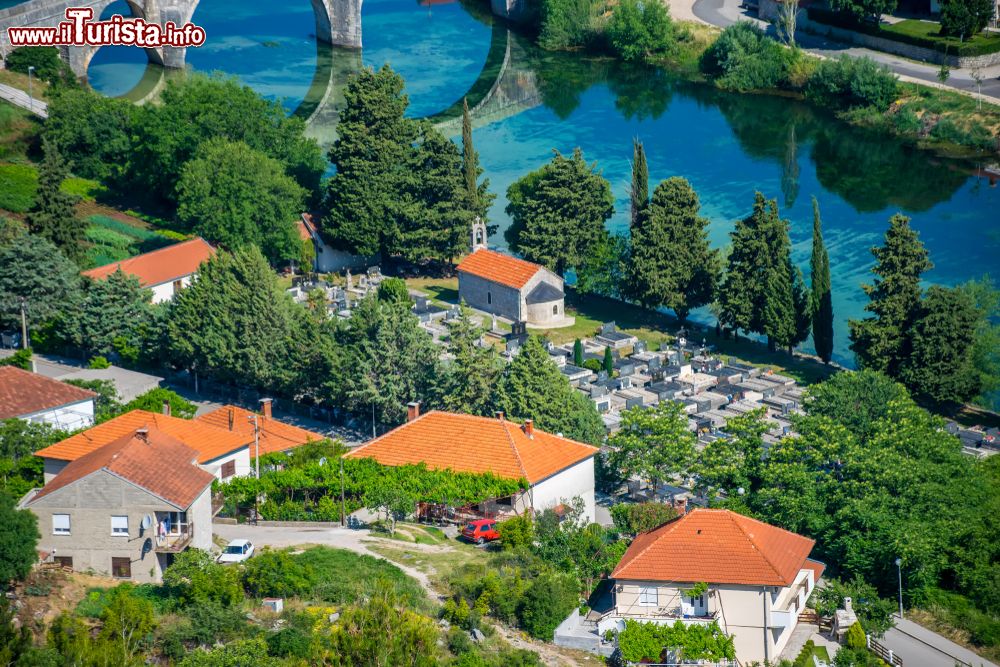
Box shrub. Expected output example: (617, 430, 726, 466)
(5, 47, 74, 86)
(699, 22, 794, 91)
(0, 348, 32, 371)
(87, 356, 111, 369)
(162, 548, 244, 608)
(806, 55, 898, 111)
(265, 627, 312, 658)
(610, 502, 678, 535)
(538, 0, 597, 50)
(517, 571, 579, 640)
(846, 621, 867, 650)
(242, 548, 315, 598)
(0, 163, 38, 213)
(606, 0, 675, 62)
(498, 515, 534, 550)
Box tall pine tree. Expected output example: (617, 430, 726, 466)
(630, 138, 649, 227)
(461, 97, 495, 232)
(810, 197, 834, 363)
(26, 139, 83, 262)
(436, 305, 502, 416)
(849, 214, 932, 375)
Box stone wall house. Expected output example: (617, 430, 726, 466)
(0, 366, 97, 431)
(456, 249, 572, 328)
(344, 404, 598, 522)
(604, 508, 825, 665)
(20, 428, 215, 583)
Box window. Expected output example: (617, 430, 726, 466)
(172, 279, 183, 292)
(111, 515, 128, 536)
(553, 305, 559, 315)
(220, 460, 236, 479)
(111, 557, 131, 579)
(52, 514, 70, 535)
(53, 556, 73, 569)
(487, 292, 492, 305)
(638, 587, 658, 607)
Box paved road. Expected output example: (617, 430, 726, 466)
(881, 617, 1000, 667)
(690, 0, 1000, 101)
(0, 82, 47, 118)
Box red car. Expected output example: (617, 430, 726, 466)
(462, 519, 500, 544)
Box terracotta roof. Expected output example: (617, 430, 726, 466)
(456, 249, 545, 290)
(195, 405, 324, 456)
(82, 238, 216, 287)
(0, 366, 96, 419)
(34, 410, 249, 464)
(611, 509, 817, 586)
(803, 558, 826, 582)
(344, 411, 597, 484)
(299, 213, 318, 240)
(28, 428, 215, 508)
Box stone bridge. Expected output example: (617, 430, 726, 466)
(0, 0, 362, 76)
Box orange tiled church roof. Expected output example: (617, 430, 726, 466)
(456, 249, 544, 290)
(344, 411, 596, 484)
(612, 508, 817, 586)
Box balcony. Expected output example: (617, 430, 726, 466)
(154, 522, 194, 553)
(769, 609, 794, 628)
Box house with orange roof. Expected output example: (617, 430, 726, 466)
(457, 248, 572, 328)
(19, 427, 215, 583)
(344, 404, 598, 522)
(0, 366, 96, 431)
(600, 508, 825, 664)
(195, 399, 324, 457)
(81, 237, 216, 303)
(34, 409, 251, 483)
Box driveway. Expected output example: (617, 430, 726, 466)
(881, 617, 999, 667)
(689, 0, 1000, 101)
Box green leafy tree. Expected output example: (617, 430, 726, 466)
(830, 0, 898, 22)
(130, 74, 324, 204)
(517, 571, 579, 640)
(0, 493, 39, 589)
(0, 349, 31, 371)
(608, 401, 697, 490)
(940, 0, 994, 38)
(607, 0, 675, 62)
(377, 277, 411, 306)
(323, 66, 416, 258)
(0, 419, 65, 462)
(43, 88, 136, 182)
(700, 22, 793, 91)
(337, 294, 441, 426)
(849, 214, 932, 376)
(176, 139, 305, 267)
(958, 276, 1000, 411)
(25, 140, 83, 261)
(438, 306, 502, 416)
(166, 246, 312, 393)
(576, 233, 629, 299)
(99, 584, 155, 664)
(495, 336, 605, 444)
(242, 547, 315, 598)
(498, 515, 535, 550)
(5, 47, 75, 86)
(810, 198, 834, 363)
(162, 548, 244, 608)
(124, 388, 197, 419)
(899, 285, 981, 405)
(505, 148, 614, 276)
(610, 502, 678, 535)
(63, 378, 121, 422)
(803, 369, 908, 441)
(65, 269, 152, 358)
(718, 192, 797, 349)
(462, 97, 495, 227)
(0, 234, 80, 331)
(538, 0, 596, 50)
(696, 409, 770, 497)
(813, 576, 897, 635)
(628, 177, 719, 321)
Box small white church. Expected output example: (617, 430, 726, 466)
(456, 221, 573, 328)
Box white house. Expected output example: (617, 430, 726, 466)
(456, 248, 573, 328)
(297, 214, 374, 274)
(82, 237, 216, 303)
(20, 427, 215, 583)
(34, 409, 251, 483)
(0, 366, 96, 431)
(605, 509, 825, 665)
(344, 405, 598, 522)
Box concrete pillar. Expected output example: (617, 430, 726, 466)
(313, 0, 362, 48)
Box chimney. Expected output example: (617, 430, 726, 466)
(673, 496, 688, 516)
(495, 411, 505, 421)
(162, 400, 171, 416)
(407, 401, 421, 422)
(523, 419, 534, 438)
(260, 398, 273, 420)
(228, 408, 234, 431)
(136, 427, 149, 442)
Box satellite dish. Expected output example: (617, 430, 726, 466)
(141, 514, 153, 530)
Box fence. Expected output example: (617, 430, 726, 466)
(867, 635, 904, 667)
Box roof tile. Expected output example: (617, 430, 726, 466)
(456, 249, 545, 290)
(611, 508, 816, 586)
(82, 238, 215, 288)
(0, 366, 96, 420)
(195, 405, 323, 455)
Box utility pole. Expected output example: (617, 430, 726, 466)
(19, 296, 28, 349)
(249, 414, 260, 524)
(340, 457, 346, 527)
(27, 66, 34, 114)
(895, 557, 904, 619)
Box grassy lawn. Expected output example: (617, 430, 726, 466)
(365, 527, 488, 593)
(884, 19, 1000, 54)
(407, 276, 837, 385)
(0, 70, 51, 103)
(0, 101, 40, 162)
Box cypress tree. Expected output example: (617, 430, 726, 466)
(849, 214, 932, 375)
(810, 197, 834, 363)
(630, 138, 649, 226)
(603, 346, 614, 374)
(573, 338, 584, 366)
(26, 139, 83, 262)
(461, 97, 495, 226)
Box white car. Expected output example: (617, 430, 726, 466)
(217, 539, 254, 564)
